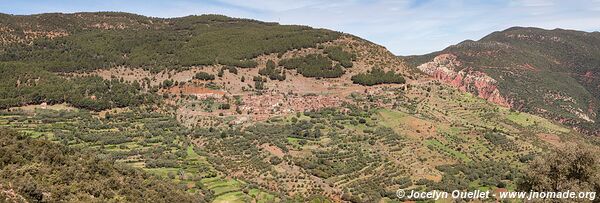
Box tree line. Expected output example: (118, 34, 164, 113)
(351, 67, 406, 86)
(0, 14, 340, 73)
(0, 63, 156, 111)
(279, 54, 345, 78)
(0, 128, 207, 202)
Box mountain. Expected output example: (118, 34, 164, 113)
(1, 13, 598, 203)
(0, 12, 338, 72)
(0, 12, 416, 111)
(404, 27, 600, 135)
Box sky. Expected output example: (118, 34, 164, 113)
(1, 0, 599, 55)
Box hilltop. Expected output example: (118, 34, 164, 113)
(0, 12, 416, 112)
(404, 27, 600, 135)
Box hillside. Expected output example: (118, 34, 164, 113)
(0, 12, 416, 111)
(0, 128, 209, 202)
(1, 13, 598, 203)
(0, 12, 417, 202)
(404, 27, 600, 135)
(0, 12, 338, 72)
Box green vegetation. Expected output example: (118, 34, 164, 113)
(425, 139, 470, 162)
(258, 60, 286, 81)
(518, 145, 599, 191)
(253, 76, 267, 90)
(194, 71, 216, 80)
(417, 161, 519, 192)
(0, 107, 284, 202)
(279, 54, 345, 78)
(0, 13, 340, 73)
(227, 66, 238, 74)
(483, 132, 515, 150)
(351, 67, 405, 86)
(405, 27, 600, 134)
(189, 106, 415, 202)
(0, 128, 205, 202)
(324, 46, 355, 68)
(1, 13, 598, 203)
(0, 63, 156, 111)
(506, 111, 570, 133)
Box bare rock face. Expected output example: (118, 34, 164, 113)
(418, 54, 511, 107)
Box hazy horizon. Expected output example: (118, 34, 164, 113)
(2, 0, 599, 55)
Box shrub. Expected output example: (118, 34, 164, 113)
(517, 144, 599, 192)
(259, 60, 286, 81)
(324, 46, 355, 68)
(194, 71, 215, 80)
(279, 54, 344, 78)
(351, 67, 405, 86)
(227, 66, 238, 74)
(270, 156, 283, 165)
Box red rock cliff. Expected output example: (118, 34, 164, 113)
(417, 54, 511, 107)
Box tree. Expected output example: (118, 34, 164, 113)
(217, 68, 224, 77)
(194, 72, 215, 80)
(270, 156, 282, 165)
(253, 76, 266, 90)
(259, 60, 285, 81)
(0, 14, 340, 73)
(351, 67, 405, 86)
(279, 54, 344, 78)
(324, 46, 355, 68)
(517, 144, 599, 193)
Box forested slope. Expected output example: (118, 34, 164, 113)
(0, 12, 340, 72)
(0, 12, 346, 111)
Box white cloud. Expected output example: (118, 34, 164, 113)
(233, 0, 600, 55)
(509, 0, 556, 7)
(215, 0, 325, 12)
(1, 0, 598, 55)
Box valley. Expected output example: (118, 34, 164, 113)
(0, 12, 598, 203)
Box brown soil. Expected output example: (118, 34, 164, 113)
(537, 133, 564, 147)
(261, 144, 285, 158)
(169, 85, 225, 97)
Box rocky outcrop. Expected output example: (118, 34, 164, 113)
(417, 54, 511, 107)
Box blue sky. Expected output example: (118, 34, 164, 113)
(1, 0, 599, 55)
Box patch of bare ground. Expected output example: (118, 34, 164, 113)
(536, 133, 564, 147)
(168, 85, 226, 98)
(74, 35, 417, 93)
(8, 103, 76, 112)
(260, 144, 284, 158)
(67, 36, 420, 127)
(0, 184, 28, 203)
(23, 30, 69, 41)
(264, 157, 342, 200)
(97, 107, 130, 119)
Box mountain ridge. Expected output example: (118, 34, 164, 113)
(403, 26, 600, 135)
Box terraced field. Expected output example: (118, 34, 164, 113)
(0, 106, 277, 202)
(156, 80, 593, 202)
(1, 78, 593, 202)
